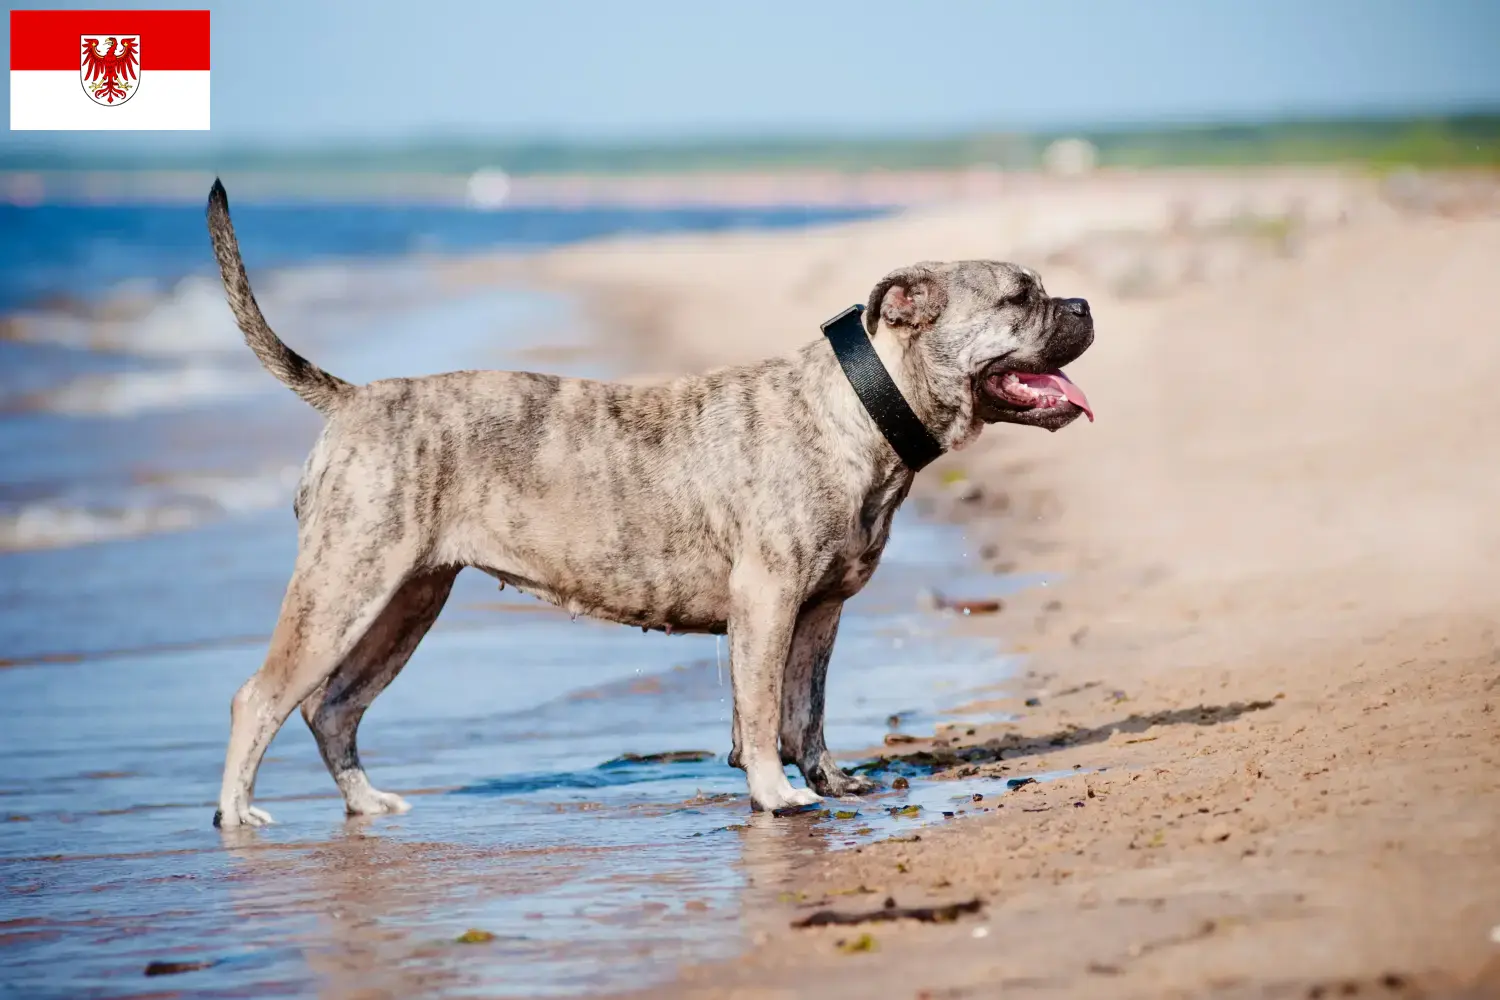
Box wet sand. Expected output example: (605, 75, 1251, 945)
(532, 170, 1500, 998)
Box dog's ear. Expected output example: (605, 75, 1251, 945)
(865, 265, 949, 337)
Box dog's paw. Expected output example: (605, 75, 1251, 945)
(346, 789, 412, 817)
(801, 754, 880, 797)
(816, 770, 879, 797)
(752, 784, 822, 814)
(214, 804, 273, 828)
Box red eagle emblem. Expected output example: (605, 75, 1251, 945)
(80, 35, 140, 106)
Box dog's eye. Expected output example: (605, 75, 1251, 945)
(997, 292, 1027, 308)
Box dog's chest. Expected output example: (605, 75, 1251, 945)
(818, 475, 910, 600)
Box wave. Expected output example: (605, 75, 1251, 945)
(5, 264, 433, 359)
(0, 464, 300, 552)
(26, 365, 272, 416)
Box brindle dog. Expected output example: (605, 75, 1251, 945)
(205, 179, 1094, 827)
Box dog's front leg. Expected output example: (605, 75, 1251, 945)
(727, 563, 821, 813)
(779, 600, 879, 797)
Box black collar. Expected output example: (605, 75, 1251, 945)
(821, 304, 943, 472)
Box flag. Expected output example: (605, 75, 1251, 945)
(10, 9, 210, 130)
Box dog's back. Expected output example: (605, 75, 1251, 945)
(295, 352, 883, 634)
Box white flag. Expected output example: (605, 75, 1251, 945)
(10, 9, 210, 131)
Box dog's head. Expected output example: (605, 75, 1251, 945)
(866, 260, 1094, 437)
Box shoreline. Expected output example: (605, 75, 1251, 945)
(3, 167, 1497, 994)
(0, 164, 1376, 209)
(532, 168, 1500, 998)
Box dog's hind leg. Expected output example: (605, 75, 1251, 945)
(778, 600, 878, 797)
(215, 541, 419, 829)
(300, 567, 458, 817)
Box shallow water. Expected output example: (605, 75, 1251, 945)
(0, 206, 1045, 998)
(0, 518, 1044, 999)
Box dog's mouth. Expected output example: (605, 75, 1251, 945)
(982, 368, 1093, 422)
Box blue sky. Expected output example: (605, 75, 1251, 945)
(5, 0, 1500, 144)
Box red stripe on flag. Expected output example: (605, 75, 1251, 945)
(10, 9, 210, 71)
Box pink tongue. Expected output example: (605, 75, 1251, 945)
(1017, 371, 1093, 422)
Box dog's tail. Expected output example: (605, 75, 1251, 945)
(206, 178, 351, 414)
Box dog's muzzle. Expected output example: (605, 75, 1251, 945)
(974, 298, 1096, 429)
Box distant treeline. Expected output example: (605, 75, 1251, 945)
(7, 113, 1499, 174)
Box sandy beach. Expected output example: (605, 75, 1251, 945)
(3, 169, 1497, 999)
(529, 169, 1500, 998)
(6, 1, 1498, 992)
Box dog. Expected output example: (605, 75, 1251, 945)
(204, 179, 1094, 827)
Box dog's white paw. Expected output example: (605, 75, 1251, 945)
(346, 789, 411, 817)
(751, 781, 822, 814)
(780, 786, 822, 809)
(214, 803, 274, 828)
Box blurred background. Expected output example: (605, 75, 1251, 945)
(2, 2, 1498, 997)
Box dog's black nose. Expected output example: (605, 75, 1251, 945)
(1059, 297, 1090, 318)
